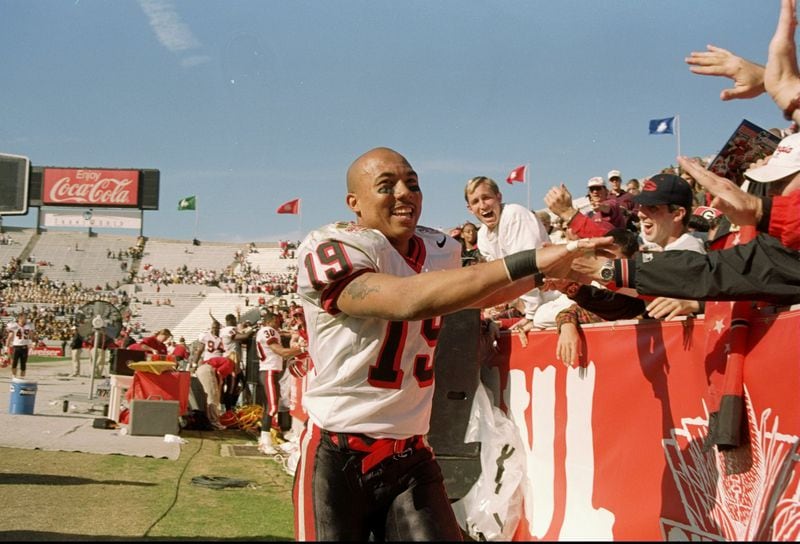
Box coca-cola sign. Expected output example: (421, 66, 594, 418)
(42, 168, 140, 207)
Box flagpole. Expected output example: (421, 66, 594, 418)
(526, 163, 531, 211)
(676, 114, 681, 160)
(194, 199, 199, 241)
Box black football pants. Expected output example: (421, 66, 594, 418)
(293, 423, 463, 541)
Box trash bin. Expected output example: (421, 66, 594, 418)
(9, 378, 37, 415)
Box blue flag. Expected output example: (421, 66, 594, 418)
(649, 117, 674, 135)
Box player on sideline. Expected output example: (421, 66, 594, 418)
(254, 311, 305, 454)
(5, 312, 36, 379)
(293, 147, 610, 541)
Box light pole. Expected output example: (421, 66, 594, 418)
(88, 314, 104, 400)
(84, 209, 93, 237)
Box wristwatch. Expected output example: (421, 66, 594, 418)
(599, 260, 615, 283)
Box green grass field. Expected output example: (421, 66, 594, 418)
(0, 425, 296, 540)
(1, 355, 296, 540)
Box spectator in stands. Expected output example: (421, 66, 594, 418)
(566, 174, 707, 323)
(608, 169, 635, 214)
(636, 174, 706, 254)
(626, 179, 641, 196)
(586, 176, 628, 229)
(545, 183, 615, 237)
(69, 326, 83, 377)
(680, 162, 711, 207)
(572, 138, 800, 304)
(465, 175, 571, 330)
(459, 221, 482, 266)
(549, 215, 566, 243)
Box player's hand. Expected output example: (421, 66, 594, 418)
(686, 44, 766, 101)
(535, 237, 614, 279)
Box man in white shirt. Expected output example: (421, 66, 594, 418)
(465, 176, 572, 330)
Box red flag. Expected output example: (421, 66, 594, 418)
(276, 198, 300, 214)
(506, 165, 527, 184)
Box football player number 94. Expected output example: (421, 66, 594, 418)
(304, 241, 442, 390)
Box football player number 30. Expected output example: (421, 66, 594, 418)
(304, 241, 442, 389)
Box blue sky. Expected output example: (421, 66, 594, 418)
(0, 0, 784, 243)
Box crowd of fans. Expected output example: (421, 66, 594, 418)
(134, 261, 298, 297)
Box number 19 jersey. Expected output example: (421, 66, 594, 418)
(297, 222, 460, 439)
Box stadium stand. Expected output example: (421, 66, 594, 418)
(0, 227, 35, 264)
(240, 245, 291, 274)
(26, 231, 138, 286)
(139, 239, 241, 272)
(2, 232, 299, 350)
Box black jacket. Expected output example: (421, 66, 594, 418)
(614, 234, 800, 305)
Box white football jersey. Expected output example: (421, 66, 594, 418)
(6, 322, 35, 347)
(255, 325, 284, 372)
(197, 331, 224, 361)
(219, 325, 238, 356)
(297, 222, 461, 439)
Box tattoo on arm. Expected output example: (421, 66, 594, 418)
(344, 276, 381, 301)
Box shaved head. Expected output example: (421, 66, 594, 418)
(344, 147, 421, 254)
(346, 147, 411, 193)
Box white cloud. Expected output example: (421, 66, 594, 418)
(138, 0, 200, 53)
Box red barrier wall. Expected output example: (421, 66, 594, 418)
(485, 307, 800, 541)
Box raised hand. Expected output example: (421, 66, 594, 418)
(677, 156, 763, 225)
(686, 44, 765, 101)
(765, 0, 800, 116)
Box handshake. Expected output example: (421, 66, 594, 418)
(531, 237, 618, 285)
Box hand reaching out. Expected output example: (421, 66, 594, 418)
(645, 297, 701, 321)
(765, 0, 800, 114)
(556, 322, 582, 367)
(686, 44, 765, 101)
(545, 184, 577, 220)
(677, 156, 763, 225)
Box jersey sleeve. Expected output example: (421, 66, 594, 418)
(297, 228, 378, 315)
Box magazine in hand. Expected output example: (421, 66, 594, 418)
(706, 119, 782, 186)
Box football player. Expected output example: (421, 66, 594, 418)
(292, 147, 611, 541)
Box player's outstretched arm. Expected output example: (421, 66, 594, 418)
(336, 238, 612, 321)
